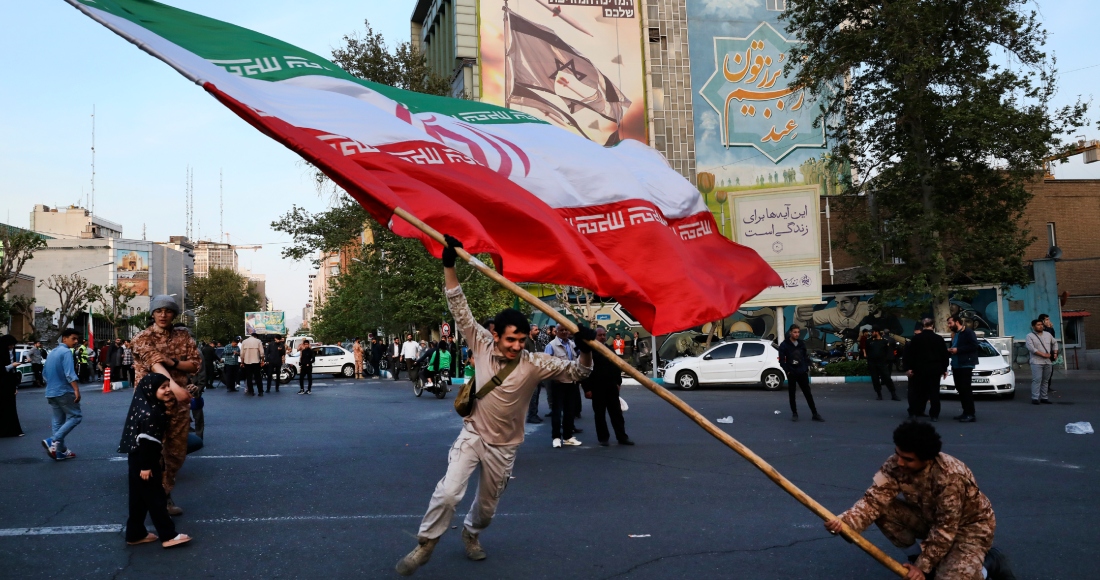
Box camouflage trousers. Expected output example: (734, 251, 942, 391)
(876, 498, 994, 580)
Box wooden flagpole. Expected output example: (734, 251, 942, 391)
(393, 207, 908, 577)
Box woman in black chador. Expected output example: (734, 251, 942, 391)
(0, 334, 24, 438)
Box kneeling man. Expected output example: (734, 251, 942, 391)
(825, 421, 1013, 580)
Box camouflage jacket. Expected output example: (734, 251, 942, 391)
(839, 453, 995, 573)
(132, 325, 200, 394)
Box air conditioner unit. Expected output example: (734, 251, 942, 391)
(1085, 142, 1099, 164)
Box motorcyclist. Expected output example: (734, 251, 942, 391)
(415, 341, 438, 387)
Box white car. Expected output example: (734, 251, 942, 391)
(286, 344, 357, 378)
(940, 338, 1016, 399)
(660, 339, 786, 391)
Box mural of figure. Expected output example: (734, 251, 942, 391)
(794, 295, 871, 340)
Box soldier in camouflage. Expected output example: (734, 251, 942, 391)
(825, 421, 1013, 580)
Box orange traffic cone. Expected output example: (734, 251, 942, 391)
(102, 366, 112, 393)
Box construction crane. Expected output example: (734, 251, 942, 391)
(1043, 138, 1100, 179)
(222, 233, 262, 251)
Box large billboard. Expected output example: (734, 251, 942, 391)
(245, 311, 287, 335)
(115, 249, 150, 296)
(478, 0, 646, 146)
(689, 2, 844, 246)
(728, 185, 821, 306)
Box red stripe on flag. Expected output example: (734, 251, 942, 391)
(203, 83, 780, 333)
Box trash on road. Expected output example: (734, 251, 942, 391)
(1065, 422, 1094, 435)
(716, 416, 733, 424)
(774, 410, 781, 415)
(628, 534, 651, 538)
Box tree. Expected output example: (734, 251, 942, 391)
(0, 225, 47, 298)
(188, 267, 262, 344)
(782, 0, 1089, 327)
(98, 285, 138, 339)
(40, 274, 102, 341)
(309, 218, 515, 344)
(0, 226, 47, 325)
(331, 20, 453, 97)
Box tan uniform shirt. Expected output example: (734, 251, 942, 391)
(240, 336, 263, 365)
(840, 453, 995, 573)
(448, 285, 590, 446)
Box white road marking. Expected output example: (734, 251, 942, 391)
(106, 454, 282, 462)
(0, 514, 529, 537)
(0, 525, 122, 536)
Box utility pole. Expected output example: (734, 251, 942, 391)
(90, 105, 96, 213)
(220, 168, 224, 243)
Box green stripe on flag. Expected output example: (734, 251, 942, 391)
(75, 0, 547, 125)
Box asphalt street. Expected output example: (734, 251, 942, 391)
(1, 373, 1095, 579)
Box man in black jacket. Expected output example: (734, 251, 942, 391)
(297, 340, 315, 395)
(264, 336, 285, 393)
(903, 319, 950, 421)
(866, 329, 900, 401)
(200, 341, 217, 391)
(778, 325, 822, 422)
(370, 337, 384, 377)
(947, 316, 980, 423)
(583, 327, 633, 446)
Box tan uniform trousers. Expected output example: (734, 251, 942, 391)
(876, 498, 993, 580)
(417, 423, 517, 539)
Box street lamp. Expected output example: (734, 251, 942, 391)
(71, 261, 113, 275)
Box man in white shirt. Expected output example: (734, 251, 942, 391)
(240, 333, 265, 397)
(401, 334, 421, 381)
(1025, 318, 1056, 404)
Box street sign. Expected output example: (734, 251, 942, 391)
(442, 322, 451, 337)
(611, 303, 640, 327)
(596, 314, 611, 321)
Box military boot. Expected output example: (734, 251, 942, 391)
(461, 529, 487, 561)
(395, 536, 439, 576)
(984, 546, 1017, 580)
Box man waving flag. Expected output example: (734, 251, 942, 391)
(65, 0, 781, 334)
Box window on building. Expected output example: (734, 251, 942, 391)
(1062, 318, 1082, 348)
(329, 265, 340, 276)
(1047, 222, 1057, 248)
(766, 0, 787, 10)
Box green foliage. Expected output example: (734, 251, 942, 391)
(309, 217, 516, 344)
(188, 267, 262, 344)
(820, 360, 869, 377)
(270, 200, 370, 263)
(0, 225, 48, 297)
(97, 284, 138, 339)
(330, 20, 453, 97)
(782, 0, 1090, 323)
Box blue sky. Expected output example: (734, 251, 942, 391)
(0, 1, 1096, 328)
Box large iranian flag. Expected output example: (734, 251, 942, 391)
(66, 0, 781, 334)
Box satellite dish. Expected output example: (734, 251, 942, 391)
(1047, 246, 1063, 261)
(1061, 291, 1070, 307)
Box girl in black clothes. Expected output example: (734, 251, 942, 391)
(119, 374, 191, 548)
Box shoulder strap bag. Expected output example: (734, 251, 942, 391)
(454, 356, 520, 417)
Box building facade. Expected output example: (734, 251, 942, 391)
(193, 240, 239, 278)
(20, 237, 190, 317)
(30, 204, 123, 239)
